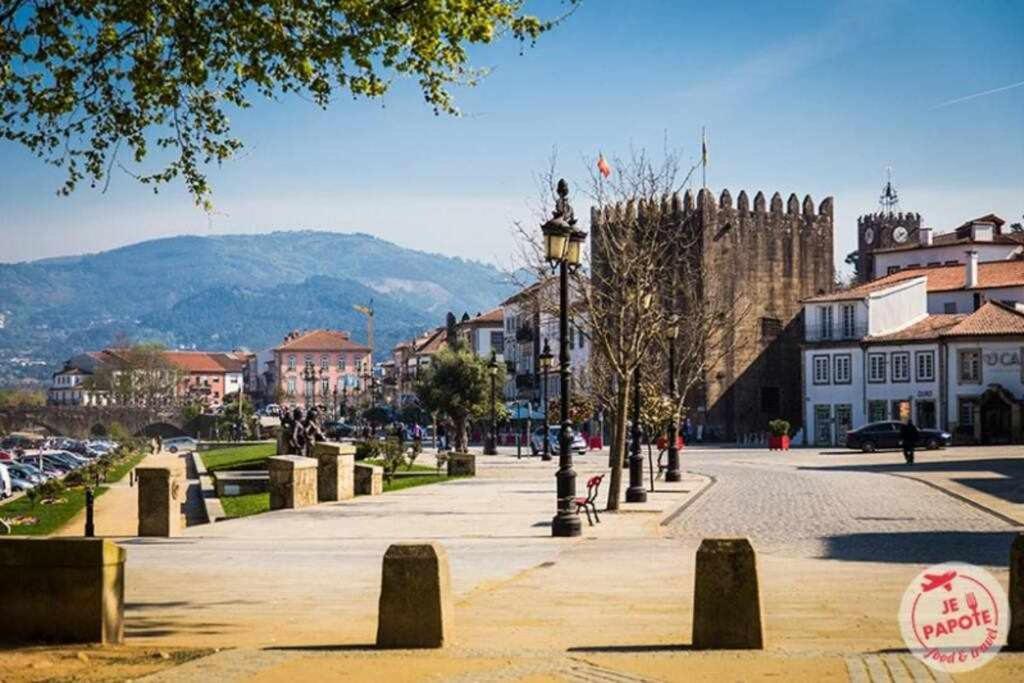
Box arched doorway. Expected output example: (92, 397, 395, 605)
(976, 385, 1020, 445)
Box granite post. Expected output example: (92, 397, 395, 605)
(314, 441, 355, 502)
(136, 457, 186, 537)
(692, 538, 764, 649)
(0, 538, 125, 644)
(268, 455, 318, 510)
(376, 542, 453, 648)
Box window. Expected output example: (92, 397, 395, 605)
(958, 349, 981, 384)
(286, 377, 296, 394)
(321, 378, 330, 395)
(867, 353, 886, 383)
(320, 354, 329, 370)
(833, 354, 852, 384)
(812, 355, 830, 384)
(490, 331, 504, 352)
(761, 317, 782, 341)
(891, 352, 910, 382)
(887, 266, 900, 275)
(818, 306, 833, 339)
(915, 351, 935, 382)
(337, 354, 345, 369)
(943, 302, 957, 314)
(288, 355, 296, 370)
(973, 293, 982, 311)
(840, 305, 855, 338)
(304, 354, 313, 364)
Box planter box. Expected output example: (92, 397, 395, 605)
(768, 435, 790, 451)
(214, 470, 270, 497)
(355, 463, 383, 496)
(446, 453, 476, 477)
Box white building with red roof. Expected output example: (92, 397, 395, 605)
(801, 258, 1024, 446)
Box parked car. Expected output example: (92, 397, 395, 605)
(530, 426, 588, 456)
(844, 421, 952, 452)
(323, 421, 354, 439)
(4, 460, 46, 484)
(0, 463, 11, 498)
(163, 436, 199, 453)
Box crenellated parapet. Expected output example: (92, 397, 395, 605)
(590, 187, 835, 232)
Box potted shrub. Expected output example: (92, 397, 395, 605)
(767, 419, 791, 451)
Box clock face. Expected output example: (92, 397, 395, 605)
(863, 227, 875, 245)
(893, 226, 909, 243)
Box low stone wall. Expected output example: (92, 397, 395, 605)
(0, 538, 126, 644)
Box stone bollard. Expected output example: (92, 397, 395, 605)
(355, 462, 383, 496)
(0, 538, 125, 644)
(314, 442, 355, 502)
(376, 542, 453, 648)
(446, 453, 476, 477)
(267, 455, 318, 510)
(1009, 533, 1024, 650)
(692, 538, 764, 649)
(136, 457, 186, 537)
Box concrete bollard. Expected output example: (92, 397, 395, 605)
(446, 453, 476, 477)
(1009, 533, 1024, 650)
(376, 542, 453, 648)
(314, 442, 355, 502)
(0, 538, 125, 644)
(136, 457, 186, 537)
(355, 462, 383, 496)
(267, 455, 318, 510)
(692, 538, 764, 649)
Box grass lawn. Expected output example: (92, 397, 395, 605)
(220, 492, 270, 518)
(366, 458, 438, 474)
(106, 450, 149, 482)
(0, 486, 109, 536)
(202, 443, 276, 472)
(384, 474, 465, 493)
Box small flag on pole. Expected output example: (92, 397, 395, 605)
(597, 153, 611, 178)
(701, 128, 708, 166)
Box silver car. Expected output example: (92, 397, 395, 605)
(163, 436, 199, 453)
(530, 426, 587, 456)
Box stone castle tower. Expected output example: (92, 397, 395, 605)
(854, 211, 922, 282)
(592, 187, 834, 439)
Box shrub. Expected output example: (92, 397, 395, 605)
(27, 478, 66, 505)
(768, 419, 790, 437)
(379, 438, 408, 484)
(355, 440, 380, 461)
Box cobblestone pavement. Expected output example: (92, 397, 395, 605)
(669, 448, 1021, 565)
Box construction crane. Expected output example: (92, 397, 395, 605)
(353, 299, 374, 359)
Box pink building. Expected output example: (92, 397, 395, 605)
(273, 330, 371, 406)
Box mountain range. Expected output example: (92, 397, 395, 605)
(0, 231, 518, 385)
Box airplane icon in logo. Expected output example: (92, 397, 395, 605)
(921, 571, 957, 592)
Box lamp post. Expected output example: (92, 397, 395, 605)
(301, 360, 317, 409)
(485, 351, 499, 454)
(665, 319, 681, 482)
(542, 178, 586, 538)
(625, 365, 647, 502)
(539, 338, 553, 461)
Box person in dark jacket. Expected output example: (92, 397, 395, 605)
(900, 420, 919, 464)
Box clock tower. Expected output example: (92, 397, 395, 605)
(851, 170, 922, 283)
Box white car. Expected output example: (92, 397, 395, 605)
(163, 436, 199, 453)
(0, 463, 11, 499)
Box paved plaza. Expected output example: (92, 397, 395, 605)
(10, 445, 1024, 681)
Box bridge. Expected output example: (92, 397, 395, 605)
(0, 406, 188, 439)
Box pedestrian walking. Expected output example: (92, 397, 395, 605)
(901, 420, 919, 465)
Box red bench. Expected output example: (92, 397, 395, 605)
(575, 474, 604, 526)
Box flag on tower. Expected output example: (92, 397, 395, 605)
(597, 153, 611, 178)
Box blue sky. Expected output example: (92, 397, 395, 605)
(1, 0, 1021, 275)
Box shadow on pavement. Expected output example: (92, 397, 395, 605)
(798, 458, 1024, 506)
(819, 531, 1017, 566)
(263, 644, 377, 652)
(566, 644, 694, 652)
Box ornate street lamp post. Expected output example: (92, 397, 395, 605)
(665, 319, 681, 482)
(484, 351, 499, 454)
(542, 179, 586, 538)
(539, 338, 553, 462)
(625, 365, 647, 502)
(301, 360, 317, 409)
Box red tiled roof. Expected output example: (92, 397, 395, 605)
(416, 328, 448, 355)
(804, 260, 1024, 303)
(865, 315, 966, 343)
(459, 307, 504, 326)
(275, 329, 371, 352)
(943, 301, 1024, 337)
(164, 351, 233, 374)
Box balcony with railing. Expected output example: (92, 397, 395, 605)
(805, 322, 869, 343)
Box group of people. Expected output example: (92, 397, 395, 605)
(279, 407, 326, 458)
